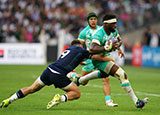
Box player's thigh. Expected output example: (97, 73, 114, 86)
(40, 67, 72, 89)
(93, 60, 114, 74)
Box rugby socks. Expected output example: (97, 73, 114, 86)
(121, 83, 138, 104)
(60, 94, 68, 102)
(9, 90, 25, 103)
(105, 95, 111, 102)
(79, 70, 100, 84)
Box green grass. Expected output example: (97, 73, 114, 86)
(0, 65, 160, 115)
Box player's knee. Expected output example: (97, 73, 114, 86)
(114, 67, 128, 83)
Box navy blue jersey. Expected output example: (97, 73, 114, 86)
(49, 46, 91, 75)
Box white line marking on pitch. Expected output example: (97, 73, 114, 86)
(85, 84, 160, 97)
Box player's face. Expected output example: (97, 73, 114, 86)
(89, 17, 97, 29)
(108, 23, 116, 32)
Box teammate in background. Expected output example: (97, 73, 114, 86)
(0, 39, 118, 109)
(68, 12, 122, 106)
(74, 14, 148, 109)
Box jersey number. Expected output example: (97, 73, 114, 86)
(61, 50, 70, 58)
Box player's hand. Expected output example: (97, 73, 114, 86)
(118, 49, 125, 58)
(113, 37, 122, 50)
(104, 40, 115, 51)
(112, 40, 119, 51)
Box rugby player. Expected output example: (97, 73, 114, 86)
(74, 14, 148, 109)
(0, 39, 118, 109)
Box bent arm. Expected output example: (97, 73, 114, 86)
(89, 42, 105, 54)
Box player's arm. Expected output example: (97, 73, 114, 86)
(116, 36, 125, 58)
(89, 39, 117, 54)
(89, 42, 105, 54)
(118, 48, 125, 58)
(91, 55, 116, 63)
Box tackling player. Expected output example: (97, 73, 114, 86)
(74, 14, 148, 109)
(0, 39, 118, 109)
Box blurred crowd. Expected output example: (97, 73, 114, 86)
(0, 0, 160, 44)
(142, 26, 160, 47)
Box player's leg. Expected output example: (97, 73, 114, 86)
(79, 60, 115, 105)
(108, 62, 148, 109)
(102, 77, 118, 107)
(77, 61, 148, 109)
(46, 68, 81, 109)
(92, 60, 136, 104)
(47, 82, 81, 109)
(0, 77, 45, 108)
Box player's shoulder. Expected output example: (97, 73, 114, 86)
(97, 25, 102, 29)
(93, 26, 104, 36)
(81, 25, 90, 32)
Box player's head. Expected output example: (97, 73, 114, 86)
(87, 12, 98, 29)
(71, 39, 82, 47)
(103, 14, 117, 32)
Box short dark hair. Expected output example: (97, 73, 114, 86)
(71, 39, 81, 46)
(102, 14, 116, 22)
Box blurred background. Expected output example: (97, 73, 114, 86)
(0, 0, 160, 68)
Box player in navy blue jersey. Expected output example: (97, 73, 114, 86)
(0, 39, 115, 109)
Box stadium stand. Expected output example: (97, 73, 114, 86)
(0, 0, 160, 44)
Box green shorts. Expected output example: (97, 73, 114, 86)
(82, 59, 95, 72)
(92, 59, 111, 74)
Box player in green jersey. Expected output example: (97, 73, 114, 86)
(74, 14, 148, 109)
(68, 12, 118, 106)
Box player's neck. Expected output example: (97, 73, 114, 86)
(89, 25, 97, 30)
(104, 29, 111, 35)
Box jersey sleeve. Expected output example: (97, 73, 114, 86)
(78, 28, 87, 42)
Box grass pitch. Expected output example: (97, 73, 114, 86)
(0, 65, 160, 115)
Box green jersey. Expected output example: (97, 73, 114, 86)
(78, 25, 101, 72)
(92, 27, 120, 56)
(90, 27, 120, 73)
(78, 25, 101, 50)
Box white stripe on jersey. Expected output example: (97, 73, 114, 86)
(92, 26, 103, 36)
(48, 67, 60, 74)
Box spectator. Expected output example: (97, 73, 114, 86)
(149, 28, 160, 47)
(0, 0, 159, 43)
(142, 26, 151, 46)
